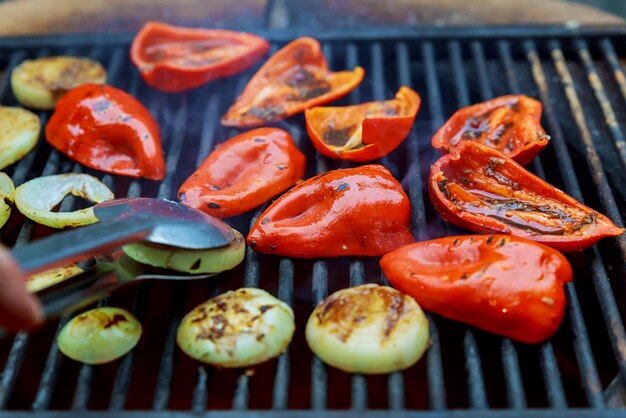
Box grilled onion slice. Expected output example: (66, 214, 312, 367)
(122, 228, 245, 274)
(177, 288, 295, 367)
(306, 284, 430, 374)
(26, 263, 83, 292)
(11, 56, 107, 110)
(0, 173, 15, 228)
(57, 307, 141, 365)
(14, 174, 114, 228)
(0, 106, 40, 170)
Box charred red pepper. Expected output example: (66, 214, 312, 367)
(221, 37, 364, 127)
(247, 164, 414, 257)
(178, 127, 306, 218)
(429, 141, 623, 251)
(431, 95, 549, 165)
(46, 84, 165, 180)
(305, 86, 421, 162)
(380, 235, 572, 344)
(131, 22, 269, 92)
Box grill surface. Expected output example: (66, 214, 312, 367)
(0, 26, 625, 417)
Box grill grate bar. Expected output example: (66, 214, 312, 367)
(152, 98, 192, 410)
(448, 41, 470, 111)
(26, 54, 87, 411)
(72, 365, 94, 410)
(272, 258, 295, 409)
(548, 40, 626, 257)
(475, 39, 527, 409)
(107, 71, 146, 411)
(368, 39, 403, 409)
(539, 343, 568, 408)
(349, 262, 367, 410)
(567, 38, 626, 399)
(525, 39, 607, 408)
(497, 38, 565, 408)
(599, 38, 626, 106)
(419, 40, 448, 410)
(575, 39, 626, 170)
(56, 47, 125, 411)
(463, 333, 488, 409)
(449, 39, 489, 410)
(234, 100, 269, 409)
(589, 245, 626, 384)
(1, 52, 56, 413)
(186, 89, 225, 412)
(310, 261, 328, 410)
(346, 43, 360, 104)
(191, 366, 209, 412)
(539, 37, 626, 401)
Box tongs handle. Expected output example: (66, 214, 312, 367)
(12, 216, 155, 275)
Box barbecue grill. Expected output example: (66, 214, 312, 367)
(0, 24, 625, 417)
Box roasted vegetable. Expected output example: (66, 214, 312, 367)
(0, 173, 15, 228)
(14, 173, 114, 228)
(26, 263, 83, 292)
(46, 84, 166, 180)
(0, 106, 40, 170)
(11, 56, 106, 110)
(222, 37, 364, 127)
(179, 127, 306, 218)
(431, 95, 549, 166)
(306, 284, 430, 374)
(247, 164, 414, 257)
(131, 22, 269, 92)
(177, 288, 295, 367)
(381, 235, 573, 344)
(57, 307, 141, 364)
(123, 228, 245, 274)
(305, 86, 421, 162)
(429, 141, 623, 251)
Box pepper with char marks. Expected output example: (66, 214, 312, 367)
(429, 141, 623, 251)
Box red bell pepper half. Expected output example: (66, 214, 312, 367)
(247, 164, 414, 257)
(431, 95, 549, 165)
(46, 84, 166, 180)
(131, 22, 269, 92)
(221, 37, 364, 127)
(429, 141, 623, 251)
(178, 127, 306, 218)
(305, 86, 421, 162)
(381, 235, 573, 344)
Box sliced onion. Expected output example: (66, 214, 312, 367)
(57, 307, 141, 365)
(123, 228, 245, 274)
(11, 56, 107, 110)
(177, 288, 295, 368)
(306, 284, 430, 374)
(15, 173, 114, 228)
(0, 173, 15, 228)
(0, 106, 40, 170)
(26, 263, 83, 292)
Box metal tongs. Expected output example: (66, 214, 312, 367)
(11, 198, 235, 321)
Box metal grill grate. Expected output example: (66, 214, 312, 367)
(0, 26, 625, 417)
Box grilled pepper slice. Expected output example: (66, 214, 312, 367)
(221, 37, 364, 127)
(431, 95, 549, 165)
(429, 141, 623, 251)
(131, 22, 269, 93)
(46, 84, 166, 180)
(380, 235, 572, 344)
(305, 86, 420, 162)
(247, 164, 414, 257)
(178, 127, 306, 218)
